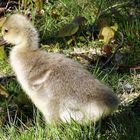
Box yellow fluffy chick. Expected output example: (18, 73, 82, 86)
(1, 14, 119, 123)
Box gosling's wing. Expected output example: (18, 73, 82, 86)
(28, 69, 52, 91)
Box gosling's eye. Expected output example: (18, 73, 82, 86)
(4, 28, 9, 33)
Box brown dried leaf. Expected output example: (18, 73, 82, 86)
(102, 45, 112, 55)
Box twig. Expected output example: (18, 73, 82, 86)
(93, 1, 132, 24)
(91, 1, 131, 39)
(101, 32, 124, 69)
(70, 53, 93, 62)
(100, 1, 132, 16)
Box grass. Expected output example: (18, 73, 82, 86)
(0, 0, 140, 139)
(0, 105, 140, 140)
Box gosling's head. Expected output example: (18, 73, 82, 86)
(1, 14, 39, 47)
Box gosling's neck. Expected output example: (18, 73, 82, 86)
(13, 27, 39, 52)
(10, 28, 40, 72)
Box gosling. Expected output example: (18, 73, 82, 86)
(1, 14, 119, 123)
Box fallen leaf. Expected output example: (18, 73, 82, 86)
(99, 26, 115, 44)
(0, 46, 6, 60)
(58, 22, 79, 37)
(0, 85, 9, 98)
(101, 45, 112, 55)
(58, 16, 86, 37)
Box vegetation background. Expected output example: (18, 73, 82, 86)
(0, 0, 140, 139)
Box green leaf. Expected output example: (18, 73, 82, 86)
(58, 22, 79, 37)
(0, 85, 9, 98)
(58, 16, 86, 37)
(111, 23, 118, 31)
(0, 46, 6, 60)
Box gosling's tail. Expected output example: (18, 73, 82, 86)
(85, 91, 119, 122)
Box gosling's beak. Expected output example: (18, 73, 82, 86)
(0, 37, 8, 45)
